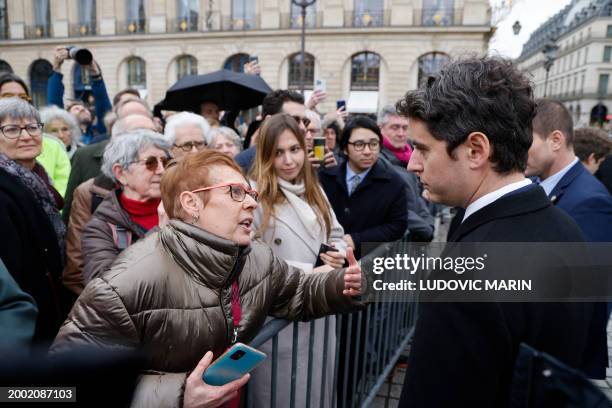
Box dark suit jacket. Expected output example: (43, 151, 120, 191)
(319, 158, 408, 258)
(400, 185, 593, 407)
(549, 161, 612, 379)
(63, 140, 108, 223)
(595, 155, 612, 195)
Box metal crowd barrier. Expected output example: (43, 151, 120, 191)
(247, 238, 421, 408)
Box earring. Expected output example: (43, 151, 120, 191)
(191, 213, 200, 224)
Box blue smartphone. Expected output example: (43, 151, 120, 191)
(336, 99, 346, 110)
(203, 343, 267, 386)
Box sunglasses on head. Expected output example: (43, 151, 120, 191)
(291, 116, 311, 128)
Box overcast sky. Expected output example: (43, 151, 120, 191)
(489, 0, 574, 58)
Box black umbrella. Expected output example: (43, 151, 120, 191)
(156, 69, 272, 114)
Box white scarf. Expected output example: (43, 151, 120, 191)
(277, 177, 323, 242)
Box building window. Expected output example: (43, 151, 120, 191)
(290, 2, 316, 28)
(32, 0, 51, 37)
(351, 52, 380, 91)
(126, 0, 146, 33)
(607, 25, 612, 38)
(223, 53, 249, 72)
(177, 55, 197, 80)
(0, 0, 7, 39)
(584, 47, 588, 64)
(76, 0, 96, 35)
(288, 53, 315, 90)
(422, 0, 455, 26)
(418, 52, 450, 86)
(575, 104, 581, 123)
(177, 0, 199, 32)
(604, 46, 612, 63)
(29, 59, 52, 107)
(581, 74, 585, 94)
(127, 57, 146, 89)
(0, 60, 12, 74)
(597, 74, 609, 97)
(231, 0, 255, 30)
(353, 0, 384, 27)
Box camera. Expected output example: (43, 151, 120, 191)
(230, 350, 246, 360)
(66, 46, 93, 65)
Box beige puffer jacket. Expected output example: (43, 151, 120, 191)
(50, 220, 362, 407)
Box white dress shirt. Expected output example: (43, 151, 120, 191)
(462, 178, 533, 223)
(539, 157, 578, 197)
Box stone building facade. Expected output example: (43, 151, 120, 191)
(516, 0, 612, 127)
(0, 0, 492, 114)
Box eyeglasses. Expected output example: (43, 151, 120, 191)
(174, 141, 206, 152)
(0, 93, 32, 102)
(191, 182, 259, 203)
(291, 116, 311, 128)
(0, 123, 43, 139)
(131, 155, 170, 172)
(347, 139, 381, 151)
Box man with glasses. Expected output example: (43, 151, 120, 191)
(164, 112, 211, 159)
(305, 109, 338, 169)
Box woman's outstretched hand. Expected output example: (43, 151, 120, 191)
(343, 247, 361, 297)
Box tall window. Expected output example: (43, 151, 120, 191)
(177, 0, 198, 31)
(231, 0, 255, 29)
(29, 59, 52, 107)
(32, 0, 51, 37)
(597, 74, 609, 97)
(353, 0, 384, 27)
(288, 53, 315, 90)
(607, 25, 612, 38)
(127, 57, 146, 89)
(177, 55, 197, 80)
(223, 53, 249, 72)
(351, 52, 380, 91)
(290, 2, 316, 28)
(77, 0, 96, 35)
(604, 46, 612, 63)
(126, 0, 146, 33)
(0, 0, 7, 39)
(418, 52, 450, 85)
(0, 60, 12, 74)
(422, 0, 455, 26)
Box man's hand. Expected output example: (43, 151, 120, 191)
(183, 351, 250, 408)
(343, 247, 361, 297)
(87, 59, 102, 77)
(320, 246, 345, 269)
(308, 150, 321, 169)
(336, 105, 349, 123)
(244, 60, 261, 76)
(322, 151, 337, 168)
(53, 46, 69, 71)
(343, 234, 355, 249)
(306, 89, 327, 110)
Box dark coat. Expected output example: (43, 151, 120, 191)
(319, 158, 408, 259)
(63, 139, 108, 223)
(400, 185, 593, 407)
(550, 161, 612, 379)
(0, 168, 67, 344)
(595, 155, 612, 195)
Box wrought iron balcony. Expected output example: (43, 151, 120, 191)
(167, 16, 199, 33)
(69, 22, 97, 37)
(116, 19, 147, 35)
(25, 23, 52, 39)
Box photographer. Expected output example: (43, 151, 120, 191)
(47, 46, 112, 144)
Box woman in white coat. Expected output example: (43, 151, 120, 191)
(249, 113, 347, 408)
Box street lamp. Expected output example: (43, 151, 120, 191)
(291, 0, 316, 95)
(542, 40, 559, 98)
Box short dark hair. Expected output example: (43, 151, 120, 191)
(532, 99, 574, 146)
(0, 73, 30, 96)
(339, 115, 383, 151)
(112, 88, 141, 106)
(262, 89, 304, 117)
(574, 127, 612, 162)
(396, 56, 536, 174)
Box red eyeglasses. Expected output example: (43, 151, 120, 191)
(191, 183, 259, 202)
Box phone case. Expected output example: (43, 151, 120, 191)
(203, 343, 267, 386)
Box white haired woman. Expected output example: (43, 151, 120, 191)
(40, 105, 82, 159)
(81, 130, 171, 283)
(210, 126, 242, 159)
(164, 111, 211, 158)
(0, 97, 68, 344)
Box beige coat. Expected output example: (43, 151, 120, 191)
(51, 220, 361, 407)
(250, 184, 346, 408)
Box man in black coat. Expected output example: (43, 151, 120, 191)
(319, 116, 408, 259)
(396, 56, 593, 407)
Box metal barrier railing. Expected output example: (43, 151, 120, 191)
(247, 238, 420, 407)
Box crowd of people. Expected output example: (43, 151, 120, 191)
(0, 45, 612, 408)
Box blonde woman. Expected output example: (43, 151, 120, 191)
(249, 113, 346, 408)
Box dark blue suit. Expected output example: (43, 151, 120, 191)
(550, 161, 612, 379)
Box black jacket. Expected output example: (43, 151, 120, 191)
(400, 185, 593, 407)
(319, 158, 408, 259)
(0, 168, 67, 344)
